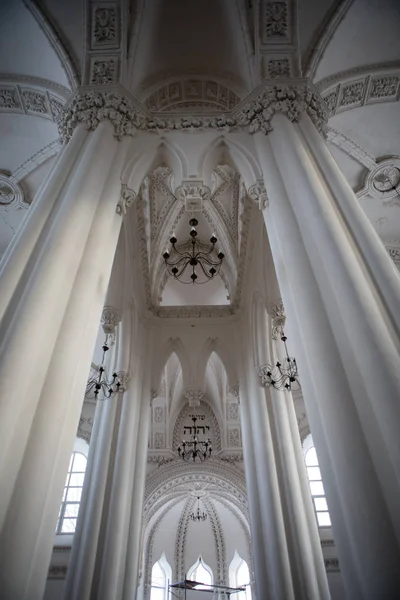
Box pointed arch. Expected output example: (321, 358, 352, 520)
(152, 337, 191, 393)
(187, 555, 213, 585)
(198, 135, 261, 190)
(196, 337, 237, 391)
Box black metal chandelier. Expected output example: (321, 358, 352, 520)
(162, 218, 224, 284)
(85, 335, 124, 400)
(190, 496, 207, 522)
(177, 416, 212, 462)
(257, 329, 300, 391)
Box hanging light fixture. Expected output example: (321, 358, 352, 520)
(177, 416, 212, 462)
(190, 496, 207, 522)
(85, 335, 124, 400)
(162, 218, 224, 284)
(257, 328, 300, 391)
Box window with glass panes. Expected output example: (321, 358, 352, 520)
(56, 451, 87, 534)
(305, 443, 331, 527)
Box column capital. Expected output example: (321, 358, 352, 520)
(59, 90, 147, 142)
(249, 180, 269, 210)
(116, 184, 136, 216)
(237, 80, 327, 137)
(184, 389, 204, 407)
(267, 299, 286, 340)
(101, 305, 121, 334)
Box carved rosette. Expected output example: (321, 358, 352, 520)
(267, 299, 286, 340)
(184, 389, 204, 407)
(248, 180, 269, 210)
(116, 183, 136, 215)
(237, 84, 327, 137)
(101, 305, 120, 334)
(58, 91, 146, 142)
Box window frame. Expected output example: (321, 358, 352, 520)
(150, 553, 171, 600)
(303, 434, 331, 528)
(56, 451, 87, 535)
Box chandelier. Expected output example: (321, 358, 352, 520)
(257, 329, 300, 391)
(177, 416, 212, 462)
(162, 217, 224, 284)
(190, 496, 207, 522)
(85, 335, 124, 400)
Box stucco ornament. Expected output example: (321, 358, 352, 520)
(238, 84, 327, 136)
(101, 306, 120, 334)
(59, 91, 146, 141)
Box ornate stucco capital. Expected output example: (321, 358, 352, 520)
(236, 80, 328, 137)
(116, 183, 136, 215)
(101, 305, 121, 334)
(248, 180, 269, 210)
(58, 90, 147, 142)
(184, 389, 204, 407)
(267, 299, 286, 340)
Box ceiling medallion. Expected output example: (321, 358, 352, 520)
(163, 217, 224, 284)
(358, 158, 400, 206)
(190, 496, 207, 522)
(177, 416, 212, 462)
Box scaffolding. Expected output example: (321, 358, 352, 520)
(169, 579, 246, 599)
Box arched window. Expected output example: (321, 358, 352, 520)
(229, 551, 252, 600)
(56, 451, 87, 534)
(187, 556, 213, 588)
(303, 434, 331, 527)
(150, 553, 171, 600)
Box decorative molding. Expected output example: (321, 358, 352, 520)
(144, 79, 240, 113)
(203, 497, 227, 585)
(267, 58, 291, 79)
(237, 83, 327, 137)
(90, 57, 119, 85)
(58, 91, 146, 142)
(386, 244, 400, 265)
(117, 184, 136, 215)
(326, 127, 376, 170)
(101, 305, 120, 333)
(248, 180, 269, 210)
(175, 496, 196, 580)
(324, 558, 340, 573)
(220, 453, 243, 464)
(321, 539, 335, 548)
(0, 173, 27, 210)
(267, 299, 286, 339)
(320, 67, 400, 117)
(47, 564, 68, 580)
(228, 427, 241, 448)
(91, 4, 120, 50)
(0, 81, 66, 123)
(227, 402, 239, 421)
(184, 390, 204, 408)
(146, 454, 174, 466)
(263, 2, 288, 41)
(356, 157, 400, 205)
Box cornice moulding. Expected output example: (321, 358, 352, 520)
(59, 79, 327, 140)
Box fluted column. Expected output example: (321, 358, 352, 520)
(246, 83, 400, 598)
(239, 329, 295, 600)
(96, 322, 149, 600)
(64, 306, 130, 600)
(264, 304, 330, 600)
(0, 89, 150, 600)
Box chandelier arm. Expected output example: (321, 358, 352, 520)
(169, 244, 194, 258)
(193, 243, 216, 258)
(196, 254, 223, 267)
(196, 259, 214, 280)
(164, 253, 192, 267)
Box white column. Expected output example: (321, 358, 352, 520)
(122, 360, 152, 600)
(0, 122, 131, 600)
(236, 366, 270, 600)
(64, 310, 129, 600)
(240, 332, 295, 600)
(255, 128, 400, 599)
(266, 330, 330, 600)
(97, 323, 148, 600)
